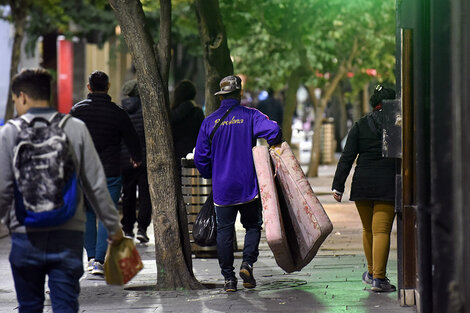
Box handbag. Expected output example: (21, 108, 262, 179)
(192, 104, 237, 247)
(104, 237, 144, 285)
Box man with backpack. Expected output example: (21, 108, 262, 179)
(0, 68, 123, 312)
(70, 70, 142, 275)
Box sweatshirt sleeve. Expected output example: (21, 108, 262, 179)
(252, 109, 282, 145)
(71, 121, 121, 235)
(332, 123, 360, 193)
(0, 125, 15, 220)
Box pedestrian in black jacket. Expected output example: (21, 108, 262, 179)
(256, 88, 283, 125)
(119, 79, 151, 243)
(70, 70, 142, 275)
(332, 84, 396, 293)
(170, 80, 204, 164)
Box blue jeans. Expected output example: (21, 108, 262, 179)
(9, 231, 84, 313)
(84, 176, 121, 263)
(215, 199, 262, 280)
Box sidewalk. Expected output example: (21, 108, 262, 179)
(0, 164, 416, 313)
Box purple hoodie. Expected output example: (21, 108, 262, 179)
(194, 98, 282, 206)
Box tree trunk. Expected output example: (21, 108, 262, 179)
(306, 67, 346, 177)
(109, 0, 201, 290)
(194, 0, 233, 115)
(4, 0, 28, 121)
(330, 88, 347, 152)
(306, 101, 325, 177)
(282, 67, 302, 144)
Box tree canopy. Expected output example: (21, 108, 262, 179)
(219, 0, 396, 175)
(220, 0, 395, 91)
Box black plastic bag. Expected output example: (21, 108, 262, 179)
(193, 192, 217, 246)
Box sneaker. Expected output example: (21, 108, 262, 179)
(362, 271, 373, 284)
(124, 231, 134, 238)
(371, 277, 396, 292)
(87, 258, 95, 272)
(137, 230, 149, 243)
(91, 262, 104, 276)
(224, 278, 238, 292)
(239, 262, 256, 289)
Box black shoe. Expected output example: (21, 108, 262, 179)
(137, 230, 149, 243)
(239, 262, 256, 289)
(224, 278, 238, 292)
(124, 231, 134, 238)
(371, 277, 396, 292)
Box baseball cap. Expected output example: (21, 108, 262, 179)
(214, 75, 242, 96)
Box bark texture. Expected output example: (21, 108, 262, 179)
(4, 0, 28, 121)
(109, 0, 201, 290)
(194, 0, 233, 115)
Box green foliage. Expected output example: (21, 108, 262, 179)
(139, 0, 201, 56)
(3, 0, 118, 54)
(219, 0, 396, 92)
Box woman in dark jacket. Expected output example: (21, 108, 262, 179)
(332, 84, 396, 292)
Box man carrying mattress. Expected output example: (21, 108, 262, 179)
(194, 75, 282, 292)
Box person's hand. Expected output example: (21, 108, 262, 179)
(108, 228, 124, 245)
(130, 158, 142, 168)
(333, 191, 343, 202)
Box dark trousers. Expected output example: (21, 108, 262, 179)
(215, 199, 262, 280)
(121, 166, 152, 234)
(10, 231, 84, 313)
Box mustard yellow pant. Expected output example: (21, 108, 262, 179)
(355, 200, 395, 279)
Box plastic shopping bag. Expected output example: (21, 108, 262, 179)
(192, 191, 217, 246)
(104, 237, 144, 285)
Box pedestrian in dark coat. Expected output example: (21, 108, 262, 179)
(332, 84, 397, 293)
(256, 88, 284, 125)
(70, 71, 142, 275)
(119, 79, 152, 243)
(170, 80, 204, 164)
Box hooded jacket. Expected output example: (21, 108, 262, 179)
(194, 98, 282, 206)
(120, 96, 146, 170)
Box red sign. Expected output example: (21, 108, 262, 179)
(57, 37, 73, 113)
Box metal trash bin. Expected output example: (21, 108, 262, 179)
(320, 118, 336, 164)
(181, 158, 217, 258)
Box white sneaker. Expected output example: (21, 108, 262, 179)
(91, 261, 104, 275)
(87, 259, 95, 271)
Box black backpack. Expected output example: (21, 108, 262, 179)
(9, 113, 78, 227)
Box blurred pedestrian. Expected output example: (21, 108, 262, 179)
(194, 75, 282, 292)
(70, 70, 142, 275)
(170, 80, 204, 165)
(332, 84, 397, 292)
(0, 68, 123, 312)
(120, 79, 152, 243)
(256, 88, 284, 125)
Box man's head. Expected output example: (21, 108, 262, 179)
(87, 70, 110, 93)
(215, 75, 242, 100)
(11, 68, 52, 115)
